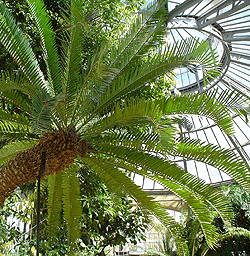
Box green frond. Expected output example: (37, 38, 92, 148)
(47, 172, 63, 243)
(61, 164, 82, 252)
(26, 0, 61, 95)
(0, 140, 37, 165)
(59, 16, 90, 125)
(90, 39, 219, 118)
(0, 120, 35, 140)
(105, 156, 220, 248)
(158, 117, 178, 152)
(68, 45, 118, 127)
(0, 73, 49, 103)
(142, 172, 219, 248)
(0, 2, 48, 93)
(60, 7, 101, 98)
(60, 22, 84, 97)
(215, 89, 247, 107)
(60, 9, 105, 125)
(1, 90, 31, 112)
(109, 0, 167, 69)
(30, 94, 65, 132)
(80, 98, 162, 138)
(0, 109, 30, 125)
(83, 155, 189, 255)
(211, 88, 250, 120)
(173, 137, 250, 193)
(94, 144, 233, 225)
(89, 128, 161, 153)
(160, 91, 234, 135)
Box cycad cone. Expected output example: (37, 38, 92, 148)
(0, 128, 87, 206)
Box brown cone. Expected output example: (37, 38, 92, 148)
(79, 140, 88, 158)
(0, 129, 88, 207)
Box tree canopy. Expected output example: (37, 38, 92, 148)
(0, 0, 249, 254)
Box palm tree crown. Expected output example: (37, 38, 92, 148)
(0, 0, 249, 254)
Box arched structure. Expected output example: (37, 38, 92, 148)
(132, 0, 250, 211)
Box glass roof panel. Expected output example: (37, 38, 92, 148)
(137, 0, 250, 196)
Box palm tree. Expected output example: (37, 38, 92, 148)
(0, 0, 249, 254)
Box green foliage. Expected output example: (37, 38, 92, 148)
(180, 185, 250, 256)
(47, 166, 82, 254)
(0, 0, 250, 253)
(205, 185, 250, 256)
(61, 165, 82, 253)
(0, 0, 144, 75)
(173, 137, 250, 194)
(78, 168, 149, 255)
(0, 192, 32, 255)
(0, 169, 148, 256)
(47, 172, 63, 243)
(221, 184, 250, 220)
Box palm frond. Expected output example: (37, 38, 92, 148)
(83, 155, 189, 255)
(89, 39, 219, 119)
(211, 88, 250, 120)
(60, 23, 84, 97)
(59, 13, 90, 125)
(109, 0, 167, 69)
(68, 45, 117, 127)
(26, 0, 61, 95)
(173, 137, 250, 193)
(0, 120, 35, 140)
(161, 90, 234, 135)
(79, 98, 162, 138)
(47, 172, 63, 243)
(0, 2, 48, 93)
(88, 128, 161, 153)
(93, 143, 233, 226)
(1, 90, 31, 112)
(158, 117, 178, 152)
(0, 73, 49, 103)
(30, 94, 66, 132)
(60, 7, 101, 96)
(102, 155, 220, 248)
(0, 140, 37, 165)
(0, 109, 30, 125)
(61, 164, 82, 252)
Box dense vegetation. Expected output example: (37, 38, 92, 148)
(0, 0, 249, 255)
(0, 170, 149, 255)
(181, 185, 250, 256)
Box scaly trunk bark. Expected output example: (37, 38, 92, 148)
(0, 129, 87, 207)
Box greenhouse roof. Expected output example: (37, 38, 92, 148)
(132, 0, 250, 199)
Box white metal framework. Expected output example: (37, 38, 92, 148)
(132, 0, 250, 203)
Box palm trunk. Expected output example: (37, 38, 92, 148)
(0, 129, 87, 207)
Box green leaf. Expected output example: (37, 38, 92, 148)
(0, 2, 48, 93)
(0, 140, 37, 165)
(26, 0, 61, 95)
(83, 155, 189, 255)
(61, 164, 82, 252)
(173, 137, 250, 194)
(89, 39, 220, 119)
(79, 98, 162, 137)
(47, 172, 63, 243)
(160, 91, 234, 135)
